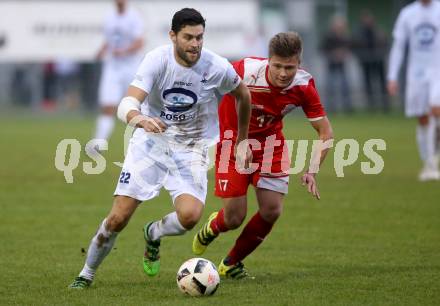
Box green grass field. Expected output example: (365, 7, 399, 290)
(1, 113, 439, 305)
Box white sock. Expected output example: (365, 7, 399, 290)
(417, 118, 437, 170)
(79, 264, 96, 281)
(416, 124, 428, 162)
(148, 212, 187, 241)
(79, 219, 118, 281)
(425, 117, 437, 169)
(94, 115, 115, 141)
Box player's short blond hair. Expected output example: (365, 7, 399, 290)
(268, 32, 302, 59)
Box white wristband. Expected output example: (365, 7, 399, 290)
(117, 96, 141, 124)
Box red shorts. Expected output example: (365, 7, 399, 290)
(214, 138, 290, 198)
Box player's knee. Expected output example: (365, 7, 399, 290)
(178, 210, 201, 230)
(225, 213, 246, 229)
(106, 213, 129, 232)
(260, 204, 283, 224)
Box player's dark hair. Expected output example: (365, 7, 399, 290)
(269, 32, 303, 59)
(171, 8, 206, 33)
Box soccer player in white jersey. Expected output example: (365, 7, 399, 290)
(388, 0, 440, 181)
(69, 8, 252, 289)
(90, 0, 144, 149)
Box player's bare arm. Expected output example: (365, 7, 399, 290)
(387, 17, 407, 97)
(387, 36, 405, 96)
(301, 116, 334, 200)
(118, 85, 167, 133)
(230, 81, 252, 167)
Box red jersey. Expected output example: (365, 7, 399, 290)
(218, 57, 326, 142)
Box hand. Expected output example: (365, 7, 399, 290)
(387, 80, 399, 96)
(301, 172, 320, 200)
(234, 140, 253, 170)
(140, 117, 167, 133)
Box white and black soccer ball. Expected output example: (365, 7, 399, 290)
(176, 257, 220, 297)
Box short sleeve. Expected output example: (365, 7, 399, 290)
(301, 79, 326, 121)
(217, 62, 241, 95)
(130, 49, 163, 94)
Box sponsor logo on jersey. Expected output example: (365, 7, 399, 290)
(162, 87, 198, 112)
(281, 104, 297, 115)
(173, 81, 193, 86)
(201, 72, 208, 84)
(415, 22, 437, 47)
(160, 111, 195, 121)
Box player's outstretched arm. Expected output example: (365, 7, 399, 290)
(310, 116, 334, 169)
(230, 81, 252, 167)
(301, 116, 334, 200)
(230, 81, 251, 142)
(117, 86, 166, 133)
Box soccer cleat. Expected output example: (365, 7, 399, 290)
(419, 157, 440, 181)
(68, 276, 92, 289)
(143, 222, 161, 276)
(418, 168, 440, 181)
(192, 212, 219, 255)
(218, 258, 250, 279)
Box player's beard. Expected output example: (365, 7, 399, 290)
(175, 44, 201, 67)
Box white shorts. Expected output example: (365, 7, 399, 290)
(98, 62, 137, 106)
(257, 176, 290, 194)
(114, 134, 209, 204)
(405, 70, 440, 117)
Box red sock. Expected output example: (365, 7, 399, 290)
(226, 212, 274, 265)
(210, 208, 229, 235)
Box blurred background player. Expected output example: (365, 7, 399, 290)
(387, 0, 440, 181)
(90, 0, 144, 151)
(69, 8, 251, 289)
(192, 32, 333, 278)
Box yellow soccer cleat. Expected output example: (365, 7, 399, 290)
(218, 258, 250, 279)
(192, 212, 219, 255)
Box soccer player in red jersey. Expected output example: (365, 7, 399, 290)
(192, 32, 334, 278)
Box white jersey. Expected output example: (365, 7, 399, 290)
(131, 45, 241, 146)
(103, 7, 144, 67)
(388, 0, 440, 81)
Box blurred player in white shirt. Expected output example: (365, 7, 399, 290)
(69, 8, 252, 289)
(388, 0, 440, 181)
(91, 0, 144, 148)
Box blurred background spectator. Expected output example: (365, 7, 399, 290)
(54, 59, 81, 111)
(352, 10, 389, 112)
(320, 15, 352, 113)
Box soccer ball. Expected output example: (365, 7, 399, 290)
(176, 257, 220, 297)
